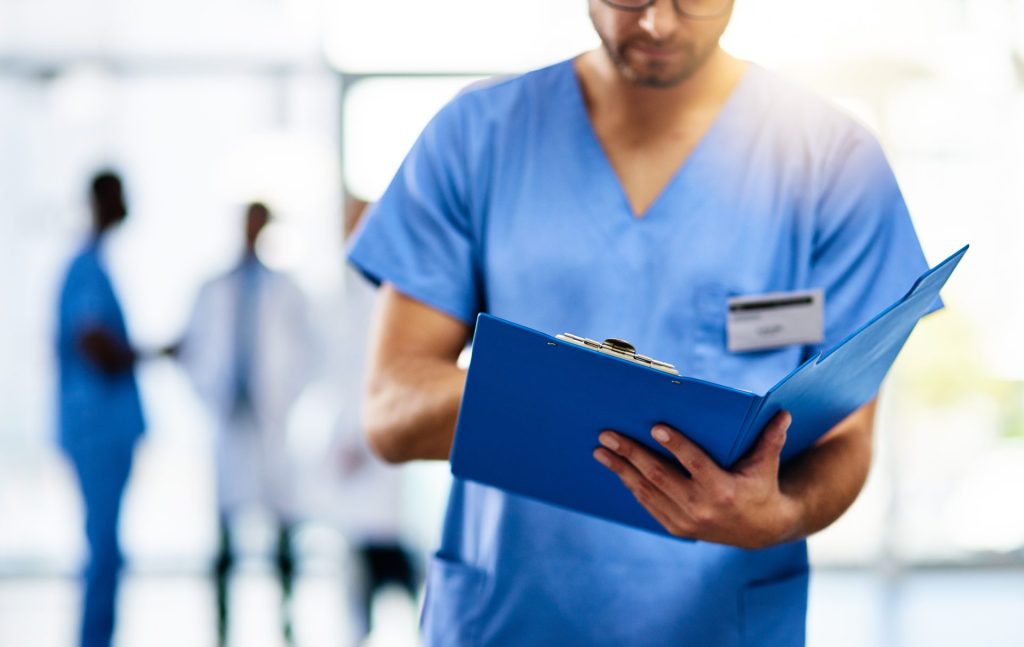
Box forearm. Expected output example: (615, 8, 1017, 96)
(364, 356, 467, 463)
(776, 401, 876, 543)
(79, 328, 136, 374)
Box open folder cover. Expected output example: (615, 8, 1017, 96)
(450, 246, 968, 537)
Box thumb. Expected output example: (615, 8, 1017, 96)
(737, 411, 791, 473)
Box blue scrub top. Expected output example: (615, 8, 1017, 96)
(349, 59, 933, 646)
(57, 240, 145, 454)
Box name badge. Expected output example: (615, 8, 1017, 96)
(726, 289, 824, 352)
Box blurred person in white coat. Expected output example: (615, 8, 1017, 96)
(178, 202, 315, 646)
(332, 202, 419, 642)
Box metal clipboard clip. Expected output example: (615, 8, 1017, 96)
(555, 333, 681, 376)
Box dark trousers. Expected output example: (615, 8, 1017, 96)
(215, 518, 295, 646)
(352, 543, 418, 638)
(68, 440, 135, 647)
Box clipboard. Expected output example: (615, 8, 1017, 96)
(450, 246, 968, 537)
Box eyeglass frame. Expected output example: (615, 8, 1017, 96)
(598, 0, 734, 20)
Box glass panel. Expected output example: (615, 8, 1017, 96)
(343, 76, 485, 201)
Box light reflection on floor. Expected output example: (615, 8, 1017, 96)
(0, 568, 420, 647)
(1, 569, 1022, 646)
(807, 569, 1024, 647)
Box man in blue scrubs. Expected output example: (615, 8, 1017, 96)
(347, 1, 935, 644)
(57, 171, 145, 647)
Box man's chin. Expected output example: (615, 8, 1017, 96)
(621, 63, 692, 88)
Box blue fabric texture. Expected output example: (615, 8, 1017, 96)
(57, 241, 145, 450)
(56, 240, 143, 647)
(348, 59, 934, 646)
(71, 439, 134, 647)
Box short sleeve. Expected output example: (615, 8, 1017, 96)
(346, 98, 481, 325)
(806, 127, 939, 356)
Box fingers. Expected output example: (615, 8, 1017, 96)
(649, 424, 725, 483)
(598, 431, 694, 497)
(593, 446, 693, 538)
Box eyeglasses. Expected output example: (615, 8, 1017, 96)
(599, 0, 733, 19)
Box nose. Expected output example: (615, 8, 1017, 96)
(638, 0, 679, 40)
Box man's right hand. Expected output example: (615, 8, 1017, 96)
(362, 284, 471, 463)
(79, 328, 136, 374)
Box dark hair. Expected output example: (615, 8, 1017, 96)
(91, 171, 123, 204)
(247, 201, 271, 217)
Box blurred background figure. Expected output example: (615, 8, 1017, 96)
(176, 202, 316, 647)
(56, 171, 145, 647)
(331, 200, 420, 645)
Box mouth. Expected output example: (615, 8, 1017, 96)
(627, 42, 678, 60)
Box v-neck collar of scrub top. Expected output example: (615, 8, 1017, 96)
(565, 57, 759, 223)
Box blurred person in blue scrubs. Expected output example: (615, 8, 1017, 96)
(177, 202, 314, 647)
(347, 0, 938, 645)
(56, 171, 145, 647)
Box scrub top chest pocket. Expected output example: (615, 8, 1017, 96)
(726, 289, 824, 353)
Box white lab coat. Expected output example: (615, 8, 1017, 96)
(181, 260, 314, 519)
(328, 266, 404, 544)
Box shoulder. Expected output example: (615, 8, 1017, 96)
(431, 60, 572, 137)
(68, 244, 101, 273)
(61, 245, 104, 292)
(260, 266, 306, 300)
(458, 60, 570, 109)
(745, 64, 884, 169)
(192, 268, 236, 305)
(204, 266, 236, 289)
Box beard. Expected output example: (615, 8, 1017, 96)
(589, 4, 725, 89)
(598, 33, 717, 88)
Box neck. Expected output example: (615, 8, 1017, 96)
(241, 247, 259, 264)
(576, 47, 746, 129)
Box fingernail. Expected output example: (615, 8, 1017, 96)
(598, 433, 619, 451)
(652, 427, 670, 443)
(593, 449, 612, 467)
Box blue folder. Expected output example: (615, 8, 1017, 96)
(450, 246, 968, 537)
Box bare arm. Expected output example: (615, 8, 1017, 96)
(79, 328, 137, 374)
(593, 399, 877, 549)
(776, 399, 876, 542)
(362, 284, 472, 463)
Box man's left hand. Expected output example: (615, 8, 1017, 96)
(593, 411, 802, 549)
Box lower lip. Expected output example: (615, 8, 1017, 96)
(630, 44, 676, 60)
